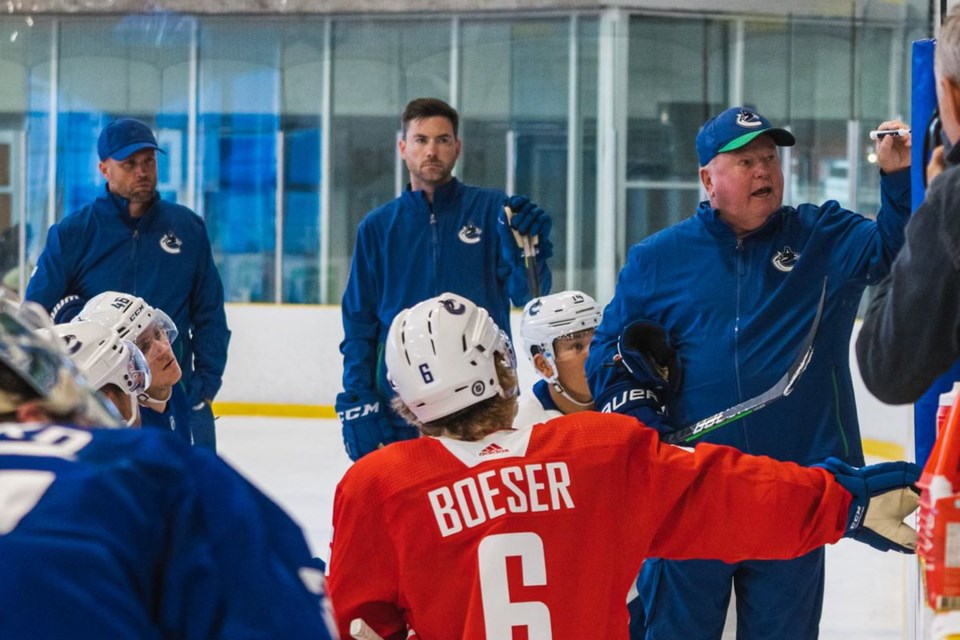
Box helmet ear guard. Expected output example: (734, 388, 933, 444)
(385, 293, 517, 424)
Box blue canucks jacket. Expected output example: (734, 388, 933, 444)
(341, 178, 551, 396)
(0, 423, 337, 639)
(587, 170, 911, 465)
(26, 186, 230, 404)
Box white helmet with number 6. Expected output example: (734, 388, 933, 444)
(385, 293, 516, 423)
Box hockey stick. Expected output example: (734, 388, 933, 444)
(504, 206, 541, 297)
(350, 618, 384, 640)
(662, 278, 827, 446)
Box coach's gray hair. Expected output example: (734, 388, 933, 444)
(937, 5, 960, 82)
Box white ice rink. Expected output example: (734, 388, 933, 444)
(217, 416, 913, 640)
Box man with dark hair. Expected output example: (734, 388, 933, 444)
(337, 97, 554, 461)
(25, 117, 230, 449)
(327, 292, 920, 640)
(0, 297, 337, 639)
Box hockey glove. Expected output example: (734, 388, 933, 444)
(818, 457, 920, 553)
(190, 399, 218, 450)
(49, 295, 87, 324)
(498, 196, 553, 260)
(504, 195, 552, 238)
(336, 390, 419, 462)
(617, 321, 682, 398)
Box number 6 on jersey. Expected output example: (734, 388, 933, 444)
(479, 532, 553, 639)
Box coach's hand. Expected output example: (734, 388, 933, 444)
(503, 195, 552, 239)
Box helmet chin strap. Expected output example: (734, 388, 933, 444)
(551, 381, 593, 408)
(125, 395, 140, 427)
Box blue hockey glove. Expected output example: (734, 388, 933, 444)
(190, 399, 217, 450)
(336, 390, 419, 462)
(818, 457, 920, 553)
(617, 321, 682, 399)
(49, 295, 86, 324)
(504, 195, 552, 238)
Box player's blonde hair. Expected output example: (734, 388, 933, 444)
(391, 355, 517, 441)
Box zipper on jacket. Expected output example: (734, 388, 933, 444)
(430, 209, 439, 296)
(734, 237, 746, 447)
(131, 228, 139, 294)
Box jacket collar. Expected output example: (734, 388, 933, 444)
(98, 183, 160, 225)
(696, 200, 784, 241)
(404, 177, 462, 212)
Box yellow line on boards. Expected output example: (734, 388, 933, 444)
(213, 402, 337, 419)
(861, 438, 905, 461)
(211, 404, 908, 461)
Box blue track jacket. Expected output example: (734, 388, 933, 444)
(588, 169, 911, 465)
(26, 186, 230, 405)
(341, 178, 551, 396)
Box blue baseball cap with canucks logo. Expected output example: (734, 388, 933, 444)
(696, 107, 795, 166)
(97, 118, 165, 161)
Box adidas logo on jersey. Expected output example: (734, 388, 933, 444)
(479, 442, 509, 456)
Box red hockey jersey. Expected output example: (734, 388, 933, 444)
(327, 412, 851, 640)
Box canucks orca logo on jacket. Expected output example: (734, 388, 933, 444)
(457, 223, 482, 245)
(160, 232, 182, 255)
(772, 245, 799, 272)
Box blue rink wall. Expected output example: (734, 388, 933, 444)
(214, 304, 912, 461)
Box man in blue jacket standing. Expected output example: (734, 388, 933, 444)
(338, 97, 553, 461)
(587, 106, 912, 639)
(25, 118, 230, 449)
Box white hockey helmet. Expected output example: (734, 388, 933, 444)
(385, 293, 517, 423)
(520, 290, 602, 377)
(0, 294, 122, 427)
(76, 291, 178, 347)
(47, 321, 151, 427)
(48, 322, 150, 396)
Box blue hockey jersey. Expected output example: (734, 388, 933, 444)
(0, 423, 336, 639)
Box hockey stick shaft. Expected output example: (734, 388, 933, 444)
(504, 206, 541, 297)
(662, 278, 827, 445)
(350, 618, 385, 640)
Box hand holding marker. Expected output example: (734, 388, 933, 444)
(869, 128, 910, 141)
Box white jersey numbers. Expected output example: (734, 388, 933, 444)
(0, 470, 55, 534)
(0, 426, 85, 535)
(0, 425, 92, 460)
(479, 532, 553, 639)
